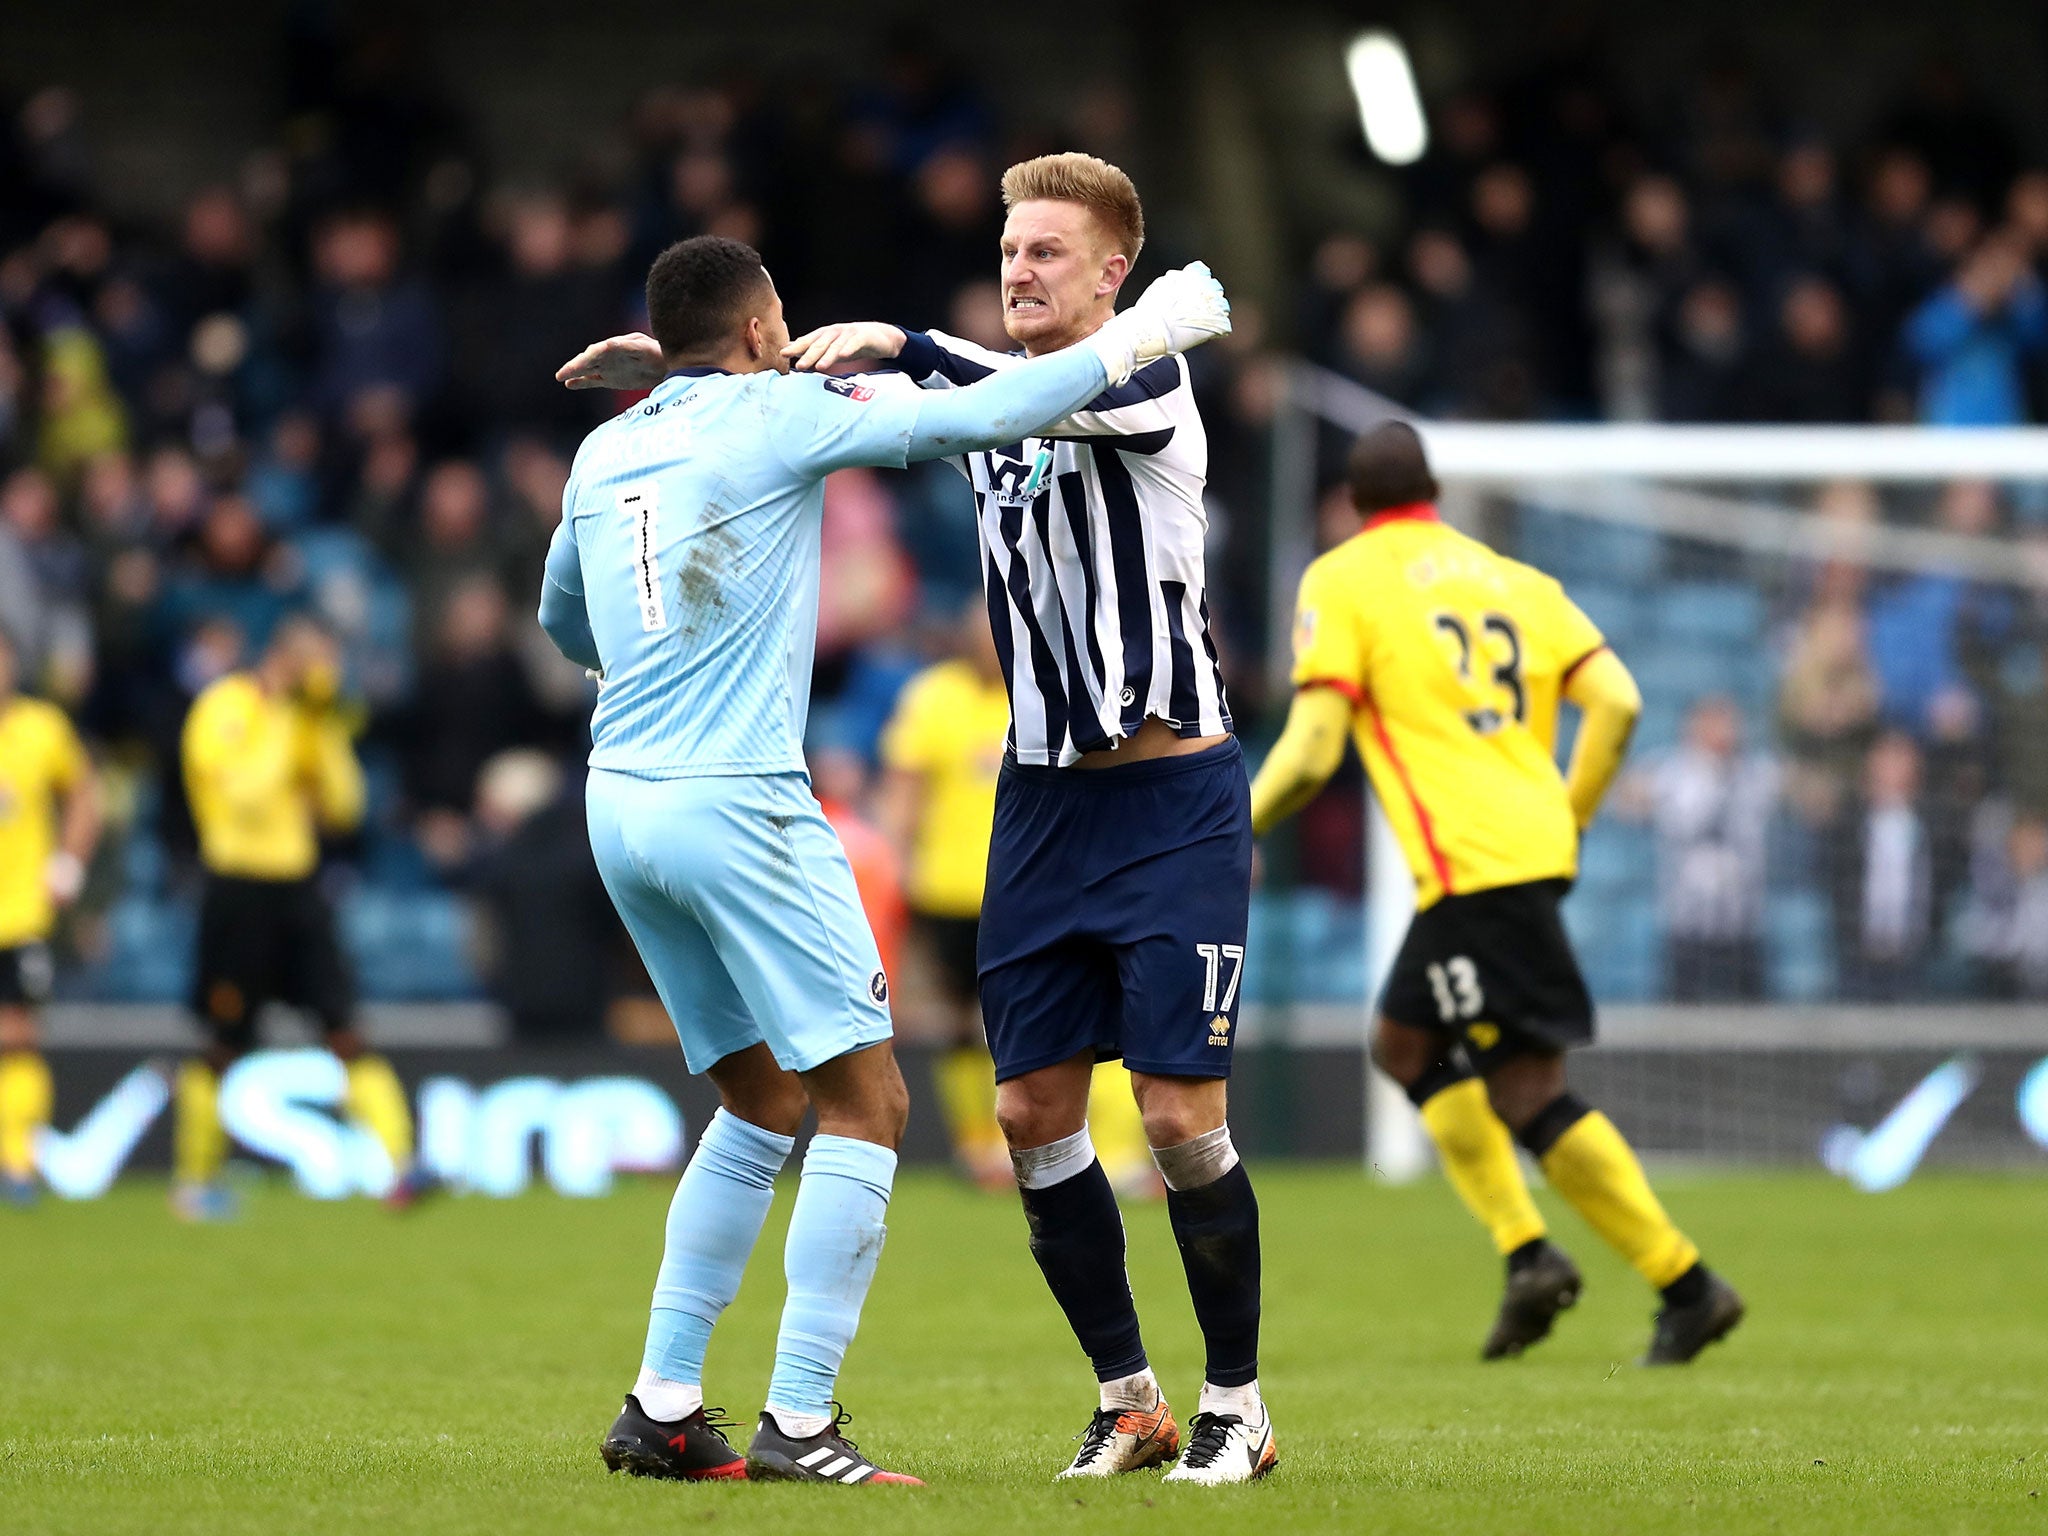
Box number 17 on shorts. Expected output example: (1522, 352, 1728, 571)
(1197, 942, 1245, 1047)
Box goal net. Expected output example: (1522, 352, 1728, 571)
(1255, 363, 2048, 1181)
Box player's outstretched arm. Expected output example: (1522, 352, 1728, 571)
(781, 322, 908, 375)
(902, 263, 1230, 461)
(556, 333, 665, 391)
(1248, 686, 1353, 836)
(1561, 647, 1642, 829)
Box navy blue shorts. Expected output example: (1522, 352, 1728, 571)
(978, 738, 1253, 1083)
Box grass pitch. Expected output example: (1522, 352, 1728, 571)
(3, 1166, 2043, 1534)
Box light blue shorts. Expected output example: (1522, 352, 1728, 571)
(585, 768, 894, 1075)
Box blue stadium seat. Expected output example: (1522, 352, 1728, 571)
(1516, 505, 1577, 572)
(1763, 889, 1834, 1001)
(1567, 895, 1658, 1001)
(1655, 582, 1765, 648)
(120, 833, 169, 896)
(1245, 889, 1368, 1004)
(1581, 522, 1663, 585)
(92, 895, 197, 1002)
(1630, 697, 1687, 754)
(1577, 823, 1653, 898)
(1568, 582, 1645, 652)
(1627, 642, 1737, 717)
(342, 890, 478, 1000)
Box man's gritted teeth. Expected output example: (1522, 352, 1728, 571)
(1007, 292, 1048, 312)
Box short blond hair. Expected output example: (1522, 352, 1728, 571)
(1000, 152, 1145, 261)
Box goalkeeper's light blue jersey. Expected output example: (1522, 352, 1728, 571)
(546, 365, 924, 777)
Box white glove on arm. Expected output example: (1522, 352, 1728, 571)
(45, 850, 86, 904)
(1083, 261, 1232, 387)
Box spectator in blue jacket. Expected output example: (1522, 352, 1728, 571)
(1904, 233, 2046, 424)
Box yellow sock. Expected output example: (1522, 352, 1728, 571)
(344, 1054, 414, 1170)
(1540, 1110, 1700, 1288)
(1088, 1061, 1153, 1192)
(935, 1045, 1002, 1165)
(1418, 1077, 1547, 1255)
(175, 1061, 227, 1186)
(0, 1050, 55, 1181)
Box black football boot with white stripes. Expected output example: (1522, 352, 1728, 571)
(743, 1405, 924, 1486)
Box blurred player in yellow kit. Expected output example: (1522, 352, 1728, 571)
(0, 628, 102, 1205)
(1250, 422, 1744, 1366)
(174, 616, 421, 1219)
(878, 603, 1153, 1194)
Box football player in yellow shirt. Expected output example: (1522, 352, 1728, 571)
(1249, 422, 1743, 1366)
(174, 616, 419, 1219)
(0, 628, 102, 1204)
(877, 604, 1154, 1194)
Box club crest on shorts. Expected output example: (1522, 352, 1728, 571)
(869, 969, 889, 1004)
(1466, 1021, 1500, 1051)
(1208, 1015, 1231, 1047)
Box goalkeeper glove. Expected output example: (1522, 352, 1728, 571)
(1084, 262, 1232, 387)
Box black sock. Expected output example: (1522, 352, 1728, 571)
(1166, 1162, 1262, 1389)
(1506, 1237, 1548, 1275)
(1661, 1263, 1709, 1308)
(1404, 1056, 1475, 1110)
(1515, 1091, 1593, 1159)
(1019, 1159, 1148, 1381)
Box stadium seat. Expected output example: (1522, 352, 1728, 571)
(341, 890, 479, 1000)
(1763, 889, 1835, 1002)
(1245, 889, 1368, 1003)
(1576, 823, 1653, 898)
(1655, 582, 1765, 648)
(93, 895, 198, 1002)
(1568, 582, 1646, 652)
(120, 833, 169, 896)
(1566, 893, 1658, 1001)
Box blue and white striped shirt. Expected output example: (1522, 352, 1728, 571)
(888, 330, 1231, 767)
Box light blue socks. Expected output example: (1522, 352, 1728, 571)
(764, 1134, 898, 1426)
(642, 1108, 795, 1388)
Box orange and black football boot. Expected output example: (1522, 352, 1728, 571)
(1056, 1394, 1181, 1479)
(600, 1394, 746, 1481)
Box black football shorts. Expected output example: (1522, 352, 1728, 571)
(1379, 877, 1593, 1073)
(192, 874, 354, 1048)
(0, 943, 55, 1008)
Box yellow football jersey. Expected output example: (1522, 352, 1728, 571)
(879, 659, 1011, 918)
(0, 695, 89, 948)
(182, 673, 365, 882)
(1290, 507, 1605, 909)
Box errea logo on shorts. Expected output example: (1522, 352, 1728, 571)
(1208, 1016, 1231, 1048)
(868, 970, 889, 1005)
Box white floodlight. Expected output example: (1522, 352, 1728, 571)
(1346, 31, 1428, 166)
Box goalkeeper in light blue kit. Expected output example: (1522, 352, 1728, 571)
(538, 234, 1230, 1487)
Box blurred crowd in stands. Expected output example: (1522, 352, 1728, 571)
(1306, 56, 2048, 428)
(3, 20, 2047, 1018)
